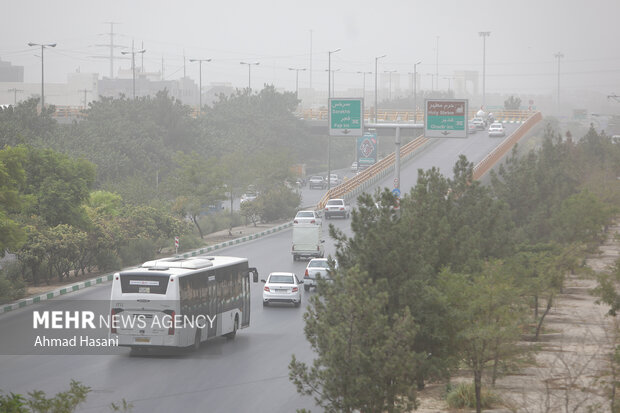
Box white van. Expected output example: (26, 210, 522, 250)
(291, 223, 324, 261)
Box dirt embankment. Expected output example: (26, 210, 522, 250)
(416, 222, 620, 412)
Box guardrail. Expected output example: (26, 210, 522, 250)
(315, 111, 543, 210)
(317, 134, 429, 209)
(299, 109, 534, 123)
(472, 112, 543, 180)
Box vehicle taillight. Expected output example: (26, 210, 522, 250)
(310, 220, 315, 224)
(292, 287, 299, 292)
(110, 308, 121, 334)
(340, 207, 344, 211)
(325, 207, 328, 211)
(264, 286, 270, 292)
(304, 269, 309, 277)
(163, 309, 175, 335)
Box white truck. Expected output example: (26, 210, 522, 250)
(291, 223, 324, 261)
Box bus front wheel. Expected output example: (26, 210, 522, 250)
(226, 316, 238, 339)
(193, 330, 201, 351)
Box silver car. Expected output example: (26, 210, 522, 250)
(324, 198, 350, 219)
(294, 210, 322, 226)
(303, 258, 337, 291)
(488, 122, 505, 137)
(262, 272, 303, 307)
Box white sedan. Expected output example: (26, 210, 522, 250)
(303, 258, 337, 291)
(488, 122, 506, 137)
(324, 198, 351, 219)
(294, 210, 322, 226)
(262, 272, 303, 307)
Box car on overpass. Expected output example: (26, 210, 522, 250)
(308, 175, 327, 189)
(471, 117, 486, 130)
(488, 122, 506, 137)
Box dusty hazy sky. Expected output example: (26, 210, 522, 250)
(2, 0, 620, 96)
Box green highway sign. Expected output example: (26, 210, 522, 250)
(424, 99, 468, 138)
(329, 98, 364, 136)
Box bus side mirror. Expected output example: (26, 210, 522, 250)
(249, 268, 258, 283)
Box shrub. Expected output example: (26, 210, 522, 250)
(445, 381, 501, 409)
(119, 239, 157, 267)
(0, 263, 26, 305)
(255, 185, 300, 222)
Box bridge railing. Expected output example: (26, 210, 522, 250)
(472, 112, 543, 180)
(315, 111, 543, 210)
(316, 134, 429, 210)
(299, 108, 534, 123)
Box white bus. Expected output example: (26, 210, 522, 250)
(109, 256, 258, 351)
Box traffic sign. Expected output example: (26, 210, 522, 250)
(392, 188, 401, 198)
(424, 99, 468, 138)
(329, 98, 364, 136)
(393, 178, 399, 188)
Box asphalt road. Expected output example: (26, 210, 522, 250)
(0, 125, 519, 412)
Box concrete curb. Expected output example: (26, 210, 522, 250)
(1, 273, 114, 314)
(0, 221, 294, 315)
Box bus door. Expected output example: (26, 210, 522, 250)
(241, 272, 250, 327)
(207, 275, 218, 339)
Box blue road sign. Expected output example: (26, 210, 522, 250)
(392, 188, 401, 198)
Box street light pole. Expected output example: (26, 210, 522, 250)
(288, 67, 306, 97)
(189, 58, 212, 114)
(384, 70, 396, 101)
(357, 71, 372, 101)
(27, 42, 56, 110)
(121, 41, 146, 99)
(413, 61, 421, 123)
(554, 52, 564, 113)
(478, 31, 491, 108)
(327, 48, 341, 192)
(240, 61, 260, 92)
(325, 68, 340, 97)
(374, 54, 387, 123)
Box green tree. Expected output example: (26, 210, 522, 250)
(0, 98, 57, 148)
(22, 147, 95, 228)
(504, 95, 522, 110)
(0, 146, 28, 254)
(289, 266, 420, 413)
(439, 261, 526, 413)
(165, 151, 225, 239)
(551, 190, 614, 245)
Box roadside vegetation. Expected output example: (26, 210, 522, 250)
(0, 87, 315, 303)
(290, 123, 620, 412)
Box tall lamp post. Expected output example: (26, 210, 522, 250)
(357, 71, 372, 101)
(374, 54, 387, 122)
(27, 42, 56, 110)
(288, 67, 306, 97)
(325, 68, 340, 97)
(240, 61, 260, 91)
(189, 58, 212, 114)
(413, 61, 422, 123)
(121, 41, 146, 99)
(327, 48, 341, 191)
(478, 31, 491, 108)
(443, 76, 453, 93)
(554, 52, 564, 113)
(384, 70, 396, 101)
